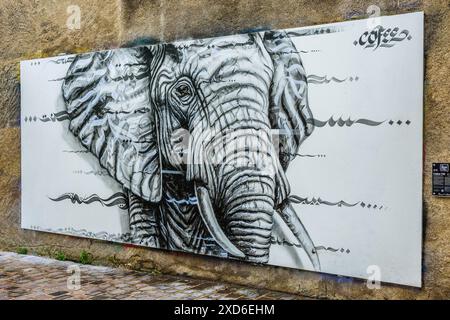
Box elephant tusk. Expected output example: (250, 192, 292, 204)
(194, 183, 246, 259)
(277, 203, 321, 271)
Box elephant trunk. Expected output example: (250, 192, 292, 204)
(191, 123, 277, 262)
(222, 172, 275, 263)
(216, 129, 276, 263)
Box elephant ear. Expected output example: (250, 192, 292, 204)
(263, 31, 314, 171)
(62, 46, 163, 203)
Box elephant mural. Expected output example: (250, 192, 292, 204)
(61, 31, 320, 270)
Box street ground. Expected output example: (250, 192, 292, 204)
(0, 252, 305, 300)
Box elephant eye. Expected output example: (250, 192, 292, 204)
(175, 84, 192, 99)
(170, 78, 196, 106)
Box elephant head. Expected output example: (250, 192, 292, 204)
(62, 31, 319, 270)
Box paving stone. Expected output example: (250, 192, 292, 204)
(0, 252, 305, 300)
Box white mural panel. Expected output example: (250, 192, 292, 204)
(21, 12, 424, 286)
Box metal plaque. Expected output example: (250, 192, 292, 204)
(433, 163, 450, 196)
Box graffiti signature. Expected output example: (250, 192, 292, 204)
(354, 25, 412, 50)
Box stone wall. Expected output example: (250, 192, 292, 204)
(0, 0, 448, 299)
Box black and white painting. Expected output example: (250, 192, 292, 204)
(21, 12, 424, 286)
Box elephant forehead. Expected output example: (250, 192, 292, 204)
(174, 33, 257, 57)
(151, 34, 273, 108)
(174, 33, 272, 83)
(106, 47, 147, 78)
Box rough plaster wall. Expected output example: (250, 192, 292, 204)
(0, 0, 448, 299)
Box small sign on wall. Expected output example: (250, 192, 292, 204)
(432, 163, 450, 197)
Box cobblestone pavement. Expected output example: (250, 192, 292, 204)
(0, 252, 304, 300)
